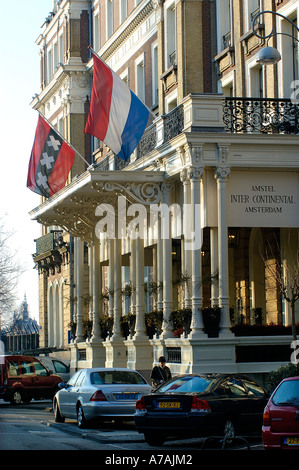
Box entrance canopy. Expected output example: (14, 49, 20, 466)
(29, 168, 165, 241)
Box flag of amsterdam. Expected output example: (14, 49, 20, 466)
(27, 114, 75, 198)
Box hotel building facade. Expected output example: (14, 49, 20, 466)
(30, 0, 299, 381)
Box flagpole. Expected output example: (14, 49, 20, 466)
(88, 46, 157, 119)
(37, 110, 91, 167)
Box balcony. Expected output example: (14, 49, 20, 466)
(34, 230, 66, 274)
(223, 97, 299, 135)
(95, 95, 298, 165)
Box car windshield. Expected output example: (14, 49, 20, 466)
(272, 379, 299, 406)
(157, 376, 214, 393)
(90, 370, 147, 385)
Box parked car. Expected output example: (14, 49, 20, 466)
(0, 355, 63, 405)
(134, 373, 268, 446)
(53, 367, 152, 428)
(37, 356, 70, 382)
(262, 376, 299, 450)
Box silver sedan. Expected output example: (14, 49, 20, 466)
(53, 367, 152, 428)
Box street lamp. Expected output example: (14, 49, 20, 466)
(252, 10, 299, 65)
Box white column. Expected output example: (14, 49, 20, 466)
(91, 238, 102, 342)
(75, 237, 84, 342)
(210, 227, 219, 306)
(130, 238, 136, 315)
(188, 165, 205, 337)
(108, 239, 114, 319)
(161, 182, 173, 338)
(113, 228, 122, 338)
(134, 236, 147, 337)
(181, 168, 192, 308)
(215, 148, 233, 336)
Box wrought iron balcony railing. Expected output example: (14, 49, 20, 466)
(223, 97, 299, 134)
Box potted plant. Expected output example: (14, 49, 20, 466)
(145, 310, 163, 338)
(202, 307, 221, 337)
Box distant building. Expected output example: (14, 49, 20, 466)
(2, 295, 40, 353)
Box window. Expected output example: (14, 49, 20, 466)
(216, 0, 232, 52)
(20, 360, 34, 376)
(47, 48, 53, 83)
(223, 378, 247, 396)
(272, 379, 299, 405)
(165, 2, 176, 69)
(33, 360, 48, 376)
(91, 370, 147, 385)
(53, 360, 69, 374)
(7, 360, 19, 377)
(106, 0, 113, 40)
(242, 378, 265, 397)
(244, 0, 260, 32)
(68, 370, 84, 386)
(279, 12, 299, 97)
(249, 64, 263, 98)
(120, 0, 127, 23)
(93, 10, 101, 50)
(58, 33, 64, 65)
(135, 55, 145, 102)
(159, 376, 214, 393)
(152, 42, 158, 107)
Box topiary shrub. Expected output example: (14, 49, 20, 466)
(266, 363, 299, 393)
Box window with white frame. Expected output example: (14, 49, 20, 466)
(120, 0, 127, 23)
(279, 10, 299, 97)
(135, 54, 145, 102)
(165, 89, 177, 112)
(216, 0, 232, 52)
(58, 33, 64, 64)
(93, 9, 101, 50)
(152, 42, 158, 107)
(47, 48, 53, 83)
(248, 62, 264, 98)
(53, 41, 58, 72)
(220, 73, 234, 96)
(120, 68, 129, 87)
(165, 1, 176, 69)
(106, 0, 113, 40)
(244, 0, 260, 32)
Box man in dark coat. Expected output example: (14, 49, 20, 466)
(150, 356, 172, 388)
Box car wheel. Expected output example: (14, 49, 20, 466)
(223, 418, 235, 443)
(144, 433, 165, 446)
(77, 403, 88, 429)
(10, 390, 22, 405)
(53, 399, 65, 423)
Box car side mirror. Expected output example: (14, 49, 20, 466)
(58, 382, 68, 389)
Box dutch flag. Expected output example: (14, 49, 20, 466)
(85, 52, 150, 161)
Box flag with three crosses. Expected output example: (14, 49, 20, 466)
(27, 114, 75, 198)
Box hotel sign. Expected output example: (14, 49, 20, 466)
(227, 171, 299, 227)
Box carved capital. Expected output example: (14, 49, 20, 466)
(187, 165, 203, 182)
(215, 166, 230, 182)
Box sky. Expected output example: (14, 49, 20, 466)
(0, 0, 53, 321)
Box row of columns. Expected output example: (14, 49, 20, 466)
(72, 147, 232, 345)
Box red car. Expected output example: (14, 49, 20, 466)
(262, 376, 299, 449)
(0, 355, 63, 405)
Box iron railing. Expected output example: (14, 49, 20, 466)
(223, 97, 299, 134)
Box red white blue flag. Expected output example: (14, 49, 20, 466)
(84, 53, 149, 161)
(27, 114, 75, 198)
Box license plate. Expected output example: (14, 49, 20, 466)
(284, 437, 299, 446)
(157, 401, 180, 409)
(115, 393, 138, 400)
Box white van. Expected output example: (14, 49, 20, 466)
(37, 356, 70, 382)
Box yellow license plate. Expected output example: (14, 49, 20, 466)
(157, 402, 180, 408)
(285, 437, 299, 445)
